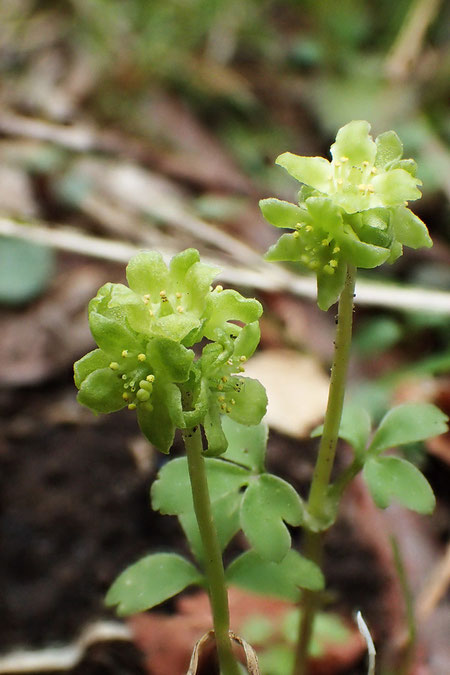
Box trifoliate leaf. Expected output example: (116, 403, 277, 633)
(369, 403, 448, 454)
(105, 553, 202, 616)
(77, 367, 126, 414)
(363, 456, 435, 514)
(240, 474, 304, 562)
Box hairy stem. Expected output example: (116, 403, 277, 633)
(183, 426, 240, 675)
(293, 264, 356, 675)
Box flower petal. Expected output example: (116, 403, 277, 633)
(375, 130, 403, 169)
(259, 198, 312, 229)
(77, 367, 126, 413)
(372, 169, 422, 205)
(316, 259, 346, 311)
(126, 251, 169, 296)
(276, 153, 331, 192)
(264, 233, 304, 262)
(330, 120, 376, 165)
(391, 206, 432, 249)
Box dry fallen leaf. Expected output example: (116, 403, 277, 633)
(128, 587, 364, 675)
(244, 349, 329, 438)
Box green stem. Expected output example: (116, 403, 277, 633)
(183, 426, 240, 675)
(293, 264, 356, 675)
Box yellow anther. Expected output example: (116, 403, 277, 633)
(109, 362, 119, 370)
(337, 179, 343, 186)
(159, 290, 167, 297)
(122, 393, 129, 401)
(371, 167, 378, 174)
(148, 310, 154, 316)
(146, 374, 155, 383)
(323, 264, 335, 275)
(176, 306, 184, 313)
(329, 259, 338, 268)
(238, 365, 245, 372)
(220, 403, 227, 412)
(122, 374, 128, 380)
(333, 246, 341, 254)
(121, 350, 128, 358)
(340, 156, 349, 163)
(138, 353, 146, 362)
(358, 184, 366, 192)
(227, 359, 233, 366)
(367, 184, 374, 193)
(221, 376, 228, 383)
(176, 292, 182, 299)
(218, 395, 225, 402)
(362, 160, 369, 167)
(128, 403, 136, 410)
(239, 355, 247, 363)
(226, 407, 232, 414)
(293, 231, 299, 238)
(230, 399, 236, 405)
(334, 161, 341, 168)
(305, 225, 313, 232)
(215, 285, 223, 293)
(321, 238, 330, 246)
(143, 297, 149, 305)
(217, 383, 224, 391)
(144, 294, 151, 301)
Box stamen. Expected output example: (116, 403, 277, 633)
(138, 353, 146, 362)
(109, 362, 119, 370)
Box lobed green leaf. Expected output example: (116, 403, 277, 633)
(369, 403, 448, 454)
(363, 456, 435, 514)
(105, 553, 202, 616)
(240, 474, 304, 562)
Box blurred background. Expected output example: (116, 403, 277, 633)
(0, 1, 449, 674)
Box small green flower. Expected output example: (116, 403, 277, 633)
(260, 121, 432, 310)
(74, 249, 267, 454)
(275, 120, 422, 214)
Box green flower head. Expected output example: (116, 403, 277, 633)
(74, 249, 267, 454)
(260, 121, 432, 310)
